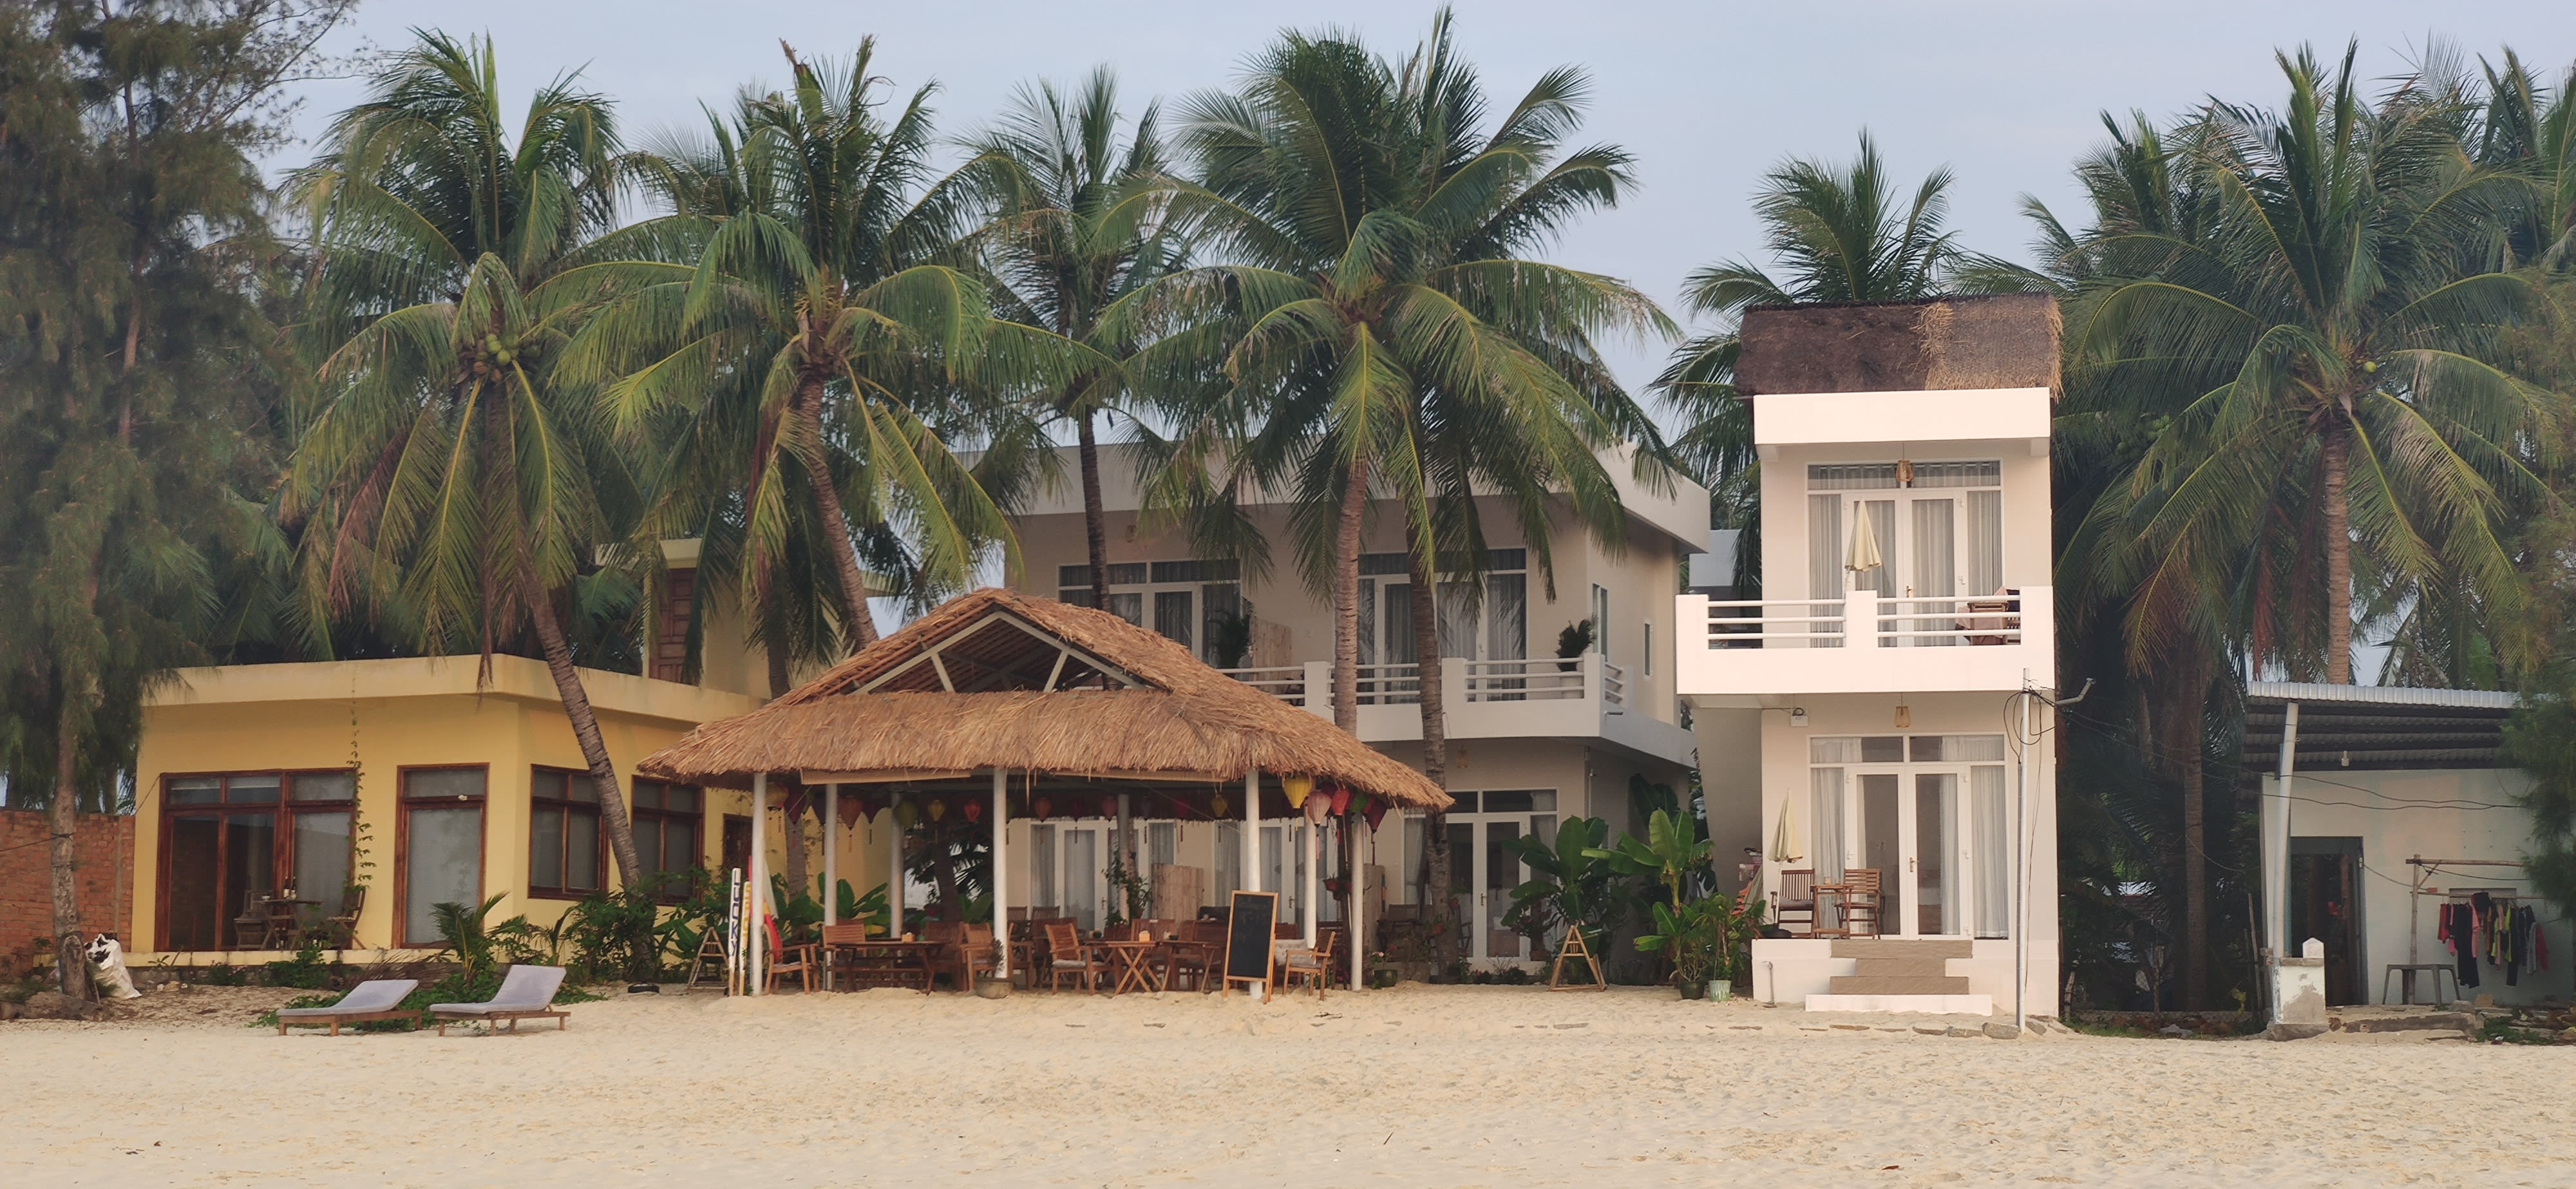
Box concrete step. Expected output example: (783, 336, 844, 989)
(1830, 975, 1972, 995)
(1832, 938, 1972, 960)
(1846, 956, 1955, 979)
(1808, 992, 1993, 1015)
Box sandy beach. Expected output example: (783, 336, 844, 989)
(3, 982, 2565, 1186)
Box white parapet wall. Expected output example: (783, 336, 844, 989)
(1750, 938, 2058, 1016)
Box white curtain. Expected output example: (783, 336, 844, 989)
(1810, 768, 1846, 884)
(1973, 765, 2009, 938)
(1485, 573, 1527, 660)
(1912, 499, 1956, 645)
(1967, 490, 2004, 594)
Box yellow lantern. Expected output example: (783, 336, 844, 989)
(927, 798, 947, 823)
(895, 799, 919, 828)
(1282, 773, 1315, 810)
(1209, 792, 1229, 819)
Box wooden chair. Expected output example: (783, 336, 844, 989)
(1041, 920, 1107, 992)
(326, 884, 365, 949)
(1280, 929, 1338, 1000)
(1318, 922, 1350, 989)
(764, 918, 818, 994)
(1162, 920, 1224, 991)
(232, 896, 271, 951)
(1822, 869, 1884, 939)
(924, 922, 996, 992)
(1773, 870, 1817, 935)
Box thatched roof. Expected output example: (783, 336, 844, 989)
(1736, 293, 2062, 398)
(635, 587, 1452, 810)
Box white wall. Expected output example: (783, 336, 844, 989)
(2263, 766, 2567, 1006)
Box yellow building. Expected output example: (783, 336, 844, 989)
(129, 562, 888, 962)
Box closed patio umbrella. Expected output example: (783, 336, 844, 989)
(1844, 500, 1883, 586)
(1770, 796, 1800, 862)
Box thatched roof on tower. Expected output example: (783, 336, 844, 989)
(635, 587, 1452, 809)
(1736, 292, 2062, 397)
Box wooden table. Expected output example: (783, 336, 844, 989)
(263, 898, 321, 949)
(1157, 938, 1217, 992)
(827, 940, 940, 993)
(1099, 940, 1164, 996)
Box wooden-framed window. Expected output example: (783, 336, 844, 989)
(527, 767, 604, 900)
(398, 766, 487, 949)
(629, 779, 704, 902)
(159, 770, 359, 952)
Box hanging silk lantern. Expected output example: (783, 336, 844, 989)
(963, 798, 984, 824)
(1303, 792, 1331, 824)
(927, 798, 947, 823)
(1034, 795, 1053, 819)
(1281, 773, 1314, 810)
(837, 795, 865, 830)
(1362, 794, 1388, 833)
(1329, 785, 1352, 816)
(1100, 795, 1117, 819)
(1209, 792, 1229, 819)
(895, 799, 919, 829)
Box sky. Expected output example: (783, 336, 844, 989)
(282, 0, 2574, 399)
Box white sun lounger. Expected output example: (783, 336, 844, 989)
(429, 965, 570, 1036)
(274, 978, 420, 1036)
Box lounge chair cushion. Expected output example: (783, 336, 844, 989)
(277, 979, 419, 1019)
(429, 965, 567, 1014)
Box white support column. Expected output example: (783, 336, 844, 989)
(1244, 769, 1260, 891)
(1349, 815, 1366, 991)
(887, 797, 905, 937)
(1303, 817, 1320, 945)
(750, 772, 768, 996)
(2268, 703, 2300, 960)
(1116, 791, 1134, 904)
(823, 784, 840, 927)
(992, 768, 1009, 980)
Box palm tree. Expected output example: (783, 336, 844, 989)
(1142, 10, 1667, 970)
(1653, 133, 2009, 585)
(958, 68, 1187, 611)
(564, 41, 1079, 656)
(2070, 44, 2557, 689)
(286, 33, 655, 882)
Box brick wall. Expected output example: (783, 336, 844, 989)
(0, 810, 136, 965)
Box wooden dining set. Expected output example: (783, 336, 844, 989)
(763, 911, 1345, 998)
(1770, 868, 1884, 938)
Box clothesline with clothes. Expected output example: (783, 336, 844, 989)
(2432, 889, 2547, 991)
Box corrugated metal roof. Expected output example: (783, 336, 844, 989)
(2243, 682, 2521, 710)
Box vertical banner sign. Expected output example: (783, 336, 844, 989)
(725, 868, 744, 996)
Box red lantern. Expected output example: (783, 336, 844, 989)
(1034, 795, 1053, 819)
(1362, 794, 1389, 833)
(1100, 795, 1117, 819)
(837, 795, 865, 830)
(963, 798, 984, 824)
(1329, 785, 1352, 816)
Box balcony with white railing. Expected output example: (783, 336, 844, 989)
(1217, 652, 1686, 763)
(1674, 587, 2055, 699)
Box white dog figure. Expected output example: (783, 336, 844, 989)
(84, 934, 142, 1000)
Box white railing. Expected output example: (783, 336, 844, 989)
(1222, 665, 1309, 706)
(1700, 590, 2025, 649)
(1601, 661, 1629, 707)
(1356, 661, 1419, 705)
(1461, 658, 1587, 703)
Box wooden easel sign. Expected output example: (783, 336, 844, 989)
(1220, 890, 1280, 1003)
(1549, 923, 1605, 991)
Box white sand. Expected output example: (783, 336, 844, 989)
(3, 982, 2566, 1186)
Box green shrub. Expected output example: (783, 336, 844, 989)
(265, 939, 333, 990)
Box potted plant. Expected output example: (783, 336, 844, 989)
(1555, 620, 1594, 672)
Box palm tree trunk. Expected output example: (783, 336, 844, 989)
(1331, 457, 1372, 734)
(1076, 408, 1111, 609)
(2171, 657, 2210, 1011)
(2321, 428, 2354, 683)
(796, 376, 880, 652)
(523, 564, 647, 886)
(1410, 541, 1458, 978)
(50, 684, 91, 999)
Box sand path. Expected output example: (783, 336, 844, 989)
(3, 983, 2562, 1186)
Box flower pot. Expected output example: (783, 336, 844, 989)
(974, 974, 1012, 1000)
(1709, 980, 1734, 1002)
(1677, 979, 1707, 1001)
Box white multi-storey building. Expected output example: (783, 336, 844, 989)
(1676, 294, 2063, 1016)
(1003, 444, 1707, 966)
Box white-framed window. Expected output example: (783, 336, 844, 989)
(1355, 549, 1528, 667)
(1806, 733, 2009, 938)
(1059, 560, 1246, 667)
(1806, 461, 2005, 603)
(1590, 584, 1610, 657)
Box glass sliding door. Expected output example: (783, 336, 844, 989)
(400, 768, 486, 948)
(1913, 773, 1958, 935)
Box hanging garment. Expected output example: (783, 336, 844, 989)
(2504, 902, 2521, 987)
(2450, 902, 2481, 989)
(2472, 892, 2496, 965)
(2537, 914, 2551, 974)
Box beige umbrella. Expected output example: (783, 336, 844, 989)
(1770, 797, 1800, 862)
(1844, 500, 1883, 585)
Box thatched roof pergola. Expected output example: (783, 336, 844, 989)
(637, 587, 1448, 810)
(645, 587, 1435, 996)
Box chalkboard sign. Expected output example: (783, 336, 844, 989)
(1222, 890, 1280, 1001)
